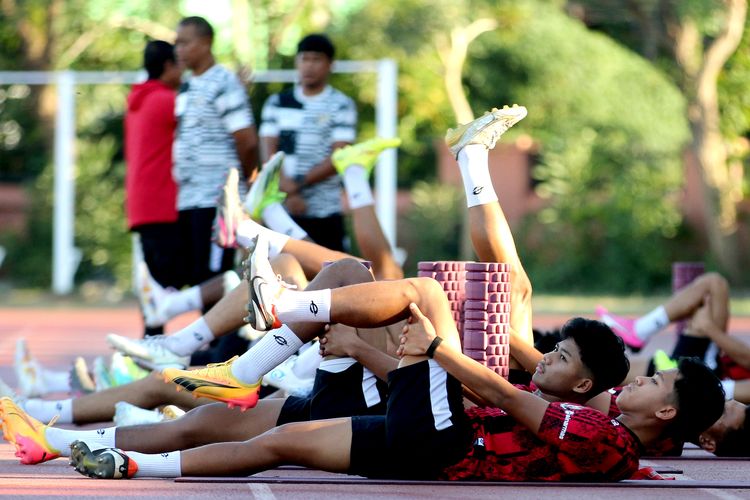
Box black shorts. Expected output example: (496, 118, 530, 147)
(276, 362, 388, 426)
(349, 360, 471, 479)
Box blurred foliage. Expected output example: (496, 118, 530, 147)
(0, 0, 748, 293)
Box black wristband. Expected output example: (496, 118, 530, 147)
(293, 173, 306, 186)
(426, 336, 443, 358)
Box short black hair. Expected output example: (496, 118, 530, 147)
(714, 405, 750, 457)
(560, 317, 630, 395)
(533, 327, 562, 354)
(179, 16, 214, 40)
(670, 357, 725, 442)
(143, 40, 175, 80)
(297, 33, 335, 59)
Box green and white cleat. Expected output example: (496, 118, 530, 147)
(331, 137, 401, 177)
(445, 104, 527, 157)
(243, 151, 286, 220)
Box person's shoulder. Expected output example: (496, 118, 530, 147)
(329, 87, 355, 104)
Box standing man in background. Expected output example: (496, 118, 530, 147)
(124, 40, 182, 337)
(259, 34, 357, 251)
(173, 16, 258, 286)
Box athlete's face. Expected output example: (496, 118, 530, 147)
(532, 338, 593, 399)
(175, 24, 211, 71)
(698, 399, 746, 452)
(615, 369, 679, 415)
(296, 51, 331, 90)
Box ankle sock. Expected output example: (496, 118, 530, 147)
(45, 425, 116, 455)
(635, 306, 670, 342)
(341, 165, 374, 209)
(457, 144, 498, 207)
(164, 317, 215, 357)
(230, 325, 304, 383)
(262, 203, 308, 241)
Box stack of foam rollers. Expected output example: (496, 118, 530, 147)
(417, 261, 511, 379)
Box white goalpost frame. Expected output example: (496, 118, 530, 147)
(0, 60, 398, 295)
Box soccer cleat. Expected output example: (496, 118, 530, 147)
(106, 333, 189, 371)
(213, 167, 243, 248)
(69, 441, 138, 479)
(243, 151, 286, 220)
(595, 306, 644, 351)
(0, 397, 60, 464)
(109, 353, 150, 387)
(69, 357, 96, 396)
(14, 338, 47, 398)
(653, 350, 678, 371)
(445, 104, 527, 157)
(262, 355, 314, 397)
(162, 356, 262, 411)
(135, 261, 170, 328)
(92, 356, 113, 392)
(113, 402, 164, 427)
(242, 234, 290, 331)
(331, 137, 402, 176)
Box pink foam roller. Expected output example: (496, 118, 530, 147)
(466, 282, 489, 299)
(464, 300, 488, 311)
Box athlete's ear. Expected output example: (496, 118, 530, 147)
(698, 433, 717, 453)
(573, 378, 593, 394)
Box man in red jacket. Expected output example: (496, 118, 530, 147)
(124, 40, 183, 337)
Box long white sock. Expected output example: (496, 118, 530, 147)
(162, 286, 202, 320)
(262, 203, 309, 241)
(40, 367, 72, 393)
(342, 165, 374, 209)
(230, 325, 304, 383)
(457, 144, 497, 207)
(634, 306, 670, 341)
(223, 270, 241, 294)
(292, 342, 323, 378)
(128, 450, 181, 478)
(22, 398, 73, 424)
(237, 218, 290, 257)
(45, 426, 116, 455)
(163, 317, 215, 357)
(276, 289, 332, 323)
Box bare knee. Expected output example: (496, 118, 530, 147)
(326, 258, 375, 287)
(704, 272, 729, 296)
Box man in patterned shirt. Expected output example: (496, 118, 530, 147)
(173, 16, 258, 287)
(259, 34, 357, 251)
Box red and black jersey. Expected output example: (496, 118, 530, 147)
(606, 387, 684, 457)
(440, 402, 641, 482)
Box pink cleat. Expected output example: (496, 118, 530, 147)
(595, 306, 644, 351)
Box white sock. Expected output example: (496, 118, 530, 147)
(341, 165, 374, 209)
(262, 203, 308, 241)
(128, 450, 181, 478)
(721, 379, 736, 400)
(236, 218, 290, 257)
(230, 325, 303, 383)
(22, 398, 73, 424)
(163, 317, 215, 357)
(41, 367, 72, 393)
(45, 425, 116, 455)
(292, 342, 323, 378)
(457, 144, 497, 208)
(634, 306, 670, 341)
(162, 286, 202, 319)
(223, 270, 241, 294)
(276, 289, 332, 323)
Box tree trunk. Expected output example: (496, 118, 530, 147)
(679, 0, 747, 276)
